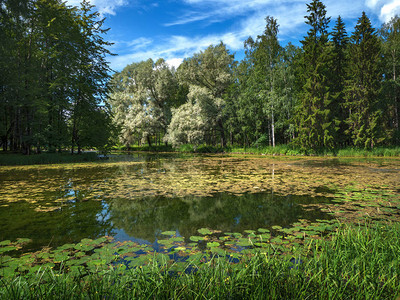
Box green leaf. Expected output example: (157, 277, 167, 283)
(161, 231, 176, 236)
(206, 242, 220, 248)
(189, 236, 204, 242)
(198, 228, 213, 235)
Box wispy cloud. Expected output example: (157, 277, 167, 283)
(65, 0, 128, 16)
(109, 0, 395, 71)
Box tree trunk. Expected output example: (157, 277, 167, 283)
(271, 108, 275, 148)
(147, 135, 152, 147)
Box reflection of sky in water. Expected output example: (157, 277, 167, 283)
(113, 228, 150, 245)
(6, 153, 390, 251)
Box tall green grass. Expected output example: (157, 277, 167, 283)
(110, 143, 400, 157)
(336, 147, 400, 157)
(1, 223, 399, 299)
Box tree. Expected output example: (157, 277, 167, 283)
(331, 16, 349, 145)
(0, 0, 113, 154)
(237, 17, 297, 148)
(381, 15, 400, 145)
(174, 43, 234, 146)
(164, 100, 208, 147)
(70, 0, 113, 154)
(344, 12, 384, 148)
(108, 58, 178, 147)
(295, 0, 334, 151)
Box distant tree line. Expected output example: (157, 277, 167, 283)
(0, 0, 113, 154)
(110, 0, 400, 151)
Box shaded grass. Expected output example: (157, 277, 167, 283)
(112, 144, 174, 152)
(110, 143, 400, 157)
(1, 223, 399, 299)
(0, 152, 99, 166)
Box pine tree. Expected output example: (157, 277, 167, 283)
(331, 16, 349, 146)
(344, 12, 384, 148)
(295, 0, 334, 152)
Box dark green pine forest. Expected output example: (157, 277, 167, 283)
(1, 0, 400, 154)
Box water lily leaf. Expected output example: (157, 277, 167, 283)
(198, 228, 212, 235)
(57, 244, 75, 251)
(237, 238, 252, 247)
(161, 231, 176, 236)
(0, 246, 17, 253)
(259, 233, 271, 240)
(0, 240, 11, 246)
(272, 225, 282, 230)
(16, 238, 31, 244)
(254, 242, 268, 247)
(170, 237, 184, 242)
(206, 242, 220, 248)
(54, 253, 70, 262)
(211, 247, 226, 256)
(189, 236, 204, 242)
(271, 237, 283, 244)
(258, 228, 270, 233)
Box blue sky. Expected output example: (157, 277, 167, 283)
(66, 0, 400, 71)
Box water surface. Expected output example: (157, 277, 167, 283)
(0, 153, 399, 252)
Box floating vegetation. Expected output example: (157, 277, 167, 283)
(0, 154, 399, 258)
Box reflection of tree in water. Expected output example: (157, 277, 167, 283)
(109, 192, 331, 243)
(0, 199, 113, 252)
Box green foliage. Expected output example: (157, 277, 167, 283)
(108, 58, 179, 147)
(165, 43, 234, 147)
(0, 0, 112, 154)
(331, 16, 350, 146)
(294, 0, 335, 151)
(344, 12, 384, 148)
(380, 16, 400, 145)
(1, 223, 399, 299)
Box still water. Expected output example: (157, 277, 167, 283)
(0, 153, 398, 252)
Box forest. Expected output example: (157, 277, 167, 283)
(1, 0, 400, 154)
(0, 0, 112, 154)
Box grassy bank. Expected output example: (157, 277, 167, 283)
(0, 152, 99, 166)
(1, 223, 399, 299)
(112, 143, 400, 157)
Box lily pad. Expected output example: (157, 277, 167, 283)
(161, 231, 176, 236)
(198, 228, 213, 235)
(206, 242, 220, 248)
(190, 236, 204, 242)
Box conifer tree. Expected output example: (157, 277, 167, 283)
(344, 12, 384, 148)
(295, 0, 334, 151)
(331, 16, 349, 145)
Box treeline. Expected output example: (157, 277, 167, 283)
(110, 0, 400, 152)
(0, 0, 113, 154)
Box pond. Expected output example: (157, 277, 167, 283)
(0, 153, 399, 253)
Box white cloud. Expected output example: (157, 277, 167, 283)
(65, 0, 128, 16)
(365, 0, 400, 22)
(380, 0, 400, 22)
(108, 0, 397, 71)
(166, 58, 184, 69)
